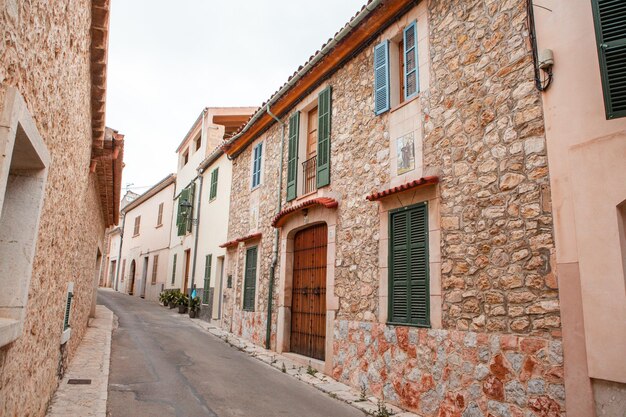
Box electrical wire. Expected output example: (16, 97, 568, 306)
(527, 0, 553, 91)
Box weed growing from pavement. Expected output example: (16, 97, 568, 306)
(358, 383, 367, 402)
(281, 362, 286, 373)
(306, 363, 317, 376)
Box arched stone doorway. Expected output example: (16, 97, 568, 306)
(128, 260, 136, 295)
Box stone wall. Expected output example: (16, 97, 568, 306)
(333, 320, 564, 416)
(422, 0, 557, 337)
(0, 1, 106, 415)
(222, 0, 561, 413)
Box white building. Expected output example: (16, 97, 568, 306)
(167, 107, 254, 320)
(119, 174, 176, 301)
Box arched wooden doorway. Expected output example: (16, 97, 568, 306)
(290, 223, 327, 360)
(129, 260, 136, 295)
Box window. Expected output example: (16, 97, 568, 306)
(286, 86, 332, 201)
(0, 88, 51, 347)
(203, 254, 212, 304)
(388, 203, 429, 327)
(591, 0, 626, 119)
(121, 259, 126, 282)
(374, 21, 420, 115)
(133, 216, 141, 236)
(182, 149, 189, 166)
(171, 254, 177, 285)
(157, 202, 164, 227)
(251, 143, 263, 189)
(151, 255, 159, 284)
(209, 168, 219, 201)
(176, 183, 195, 236)
(195, 135, 201, 151)
(243, 247, 257, 311)
(60, 282, 74, 344)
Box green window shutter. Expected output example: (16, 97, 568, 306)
(243, 247, 257, 311)
(591, 0, 626, 119)
(287, 112, 300, 201)
(63, 291, 73, 330)
(176, 188, 190, 236)
(403, 21, 419, 100)
(203, 254, 212, 304)
(374, 40, 390, 115)
(252, 143, 263, 188)
(316, 86, 332, 188)
(389, 203, 429, 327)
(186, 183, 196, 233)
(209, 168, 219, 200)
(171, 254, 177, 285)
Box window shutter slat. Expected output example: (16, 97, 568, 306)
(287, 112, 300, 201)
(171, 254, 177, 285)
(593, 0, 626, 119)
(210, 168, 219, 200)
(176, 188, 190, 236)
(187, 183, 195, 233)
(374, 40, 390, 115)
(316, 86, 331, 188)
(389, 203, 429, 326)
(243, 247, 257, 311)
(203, 254, 212, 303)
(403, 22, 419, 100)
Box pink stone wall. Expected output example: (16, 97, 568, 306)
(333, 320, 564, 416)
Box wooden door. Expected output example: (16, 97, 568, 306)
(291, 224, 327, 360)
(183, 249, 191, 294)
(129, 260, 136, 295)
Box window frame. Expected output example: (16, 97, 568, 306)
(133, 215, 141, 236)
(171, 254, 177, 285)
(151, 254, 159, 284)
(156, 202, 164, 227)
(242, 246, 258, 312)
(251, 142, 263, 190)
(203, 254, 212, 304)
(387, 202, 430, 328)
(209, 167, 219, 201)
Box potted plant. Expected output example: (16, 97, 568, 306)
(178, 294, 189, 314)
(169, 290, 180, 309)
(159, 291, 170, 307)
(188, 296, 201, 318)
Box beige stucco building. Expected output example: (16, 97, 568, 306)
(0, 1, 123, 415)
(166, 107, 254, 309)
(119, 174, 176, 301)
(534, 1, 626, 415)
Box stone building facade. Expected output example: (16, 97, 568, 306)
(0, 1, 121, 416)
(220, 0, 565, 416)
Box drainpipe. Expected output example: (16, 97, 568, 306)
(113, 212, 126, 291)
(189, 109, 207, 304)
(265, 104, 286, 349)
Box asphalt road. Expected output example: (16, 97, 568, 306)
(99, 290, 365, 417)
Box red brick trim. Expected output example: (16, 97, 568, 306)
(365, 176, 439, 202)
(271, 197, 339, 228)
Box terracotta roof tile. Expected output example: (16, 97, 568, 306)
(365, 176, 439, 201)
(219, 232, 262, 249)
(271, 197, 339, 228)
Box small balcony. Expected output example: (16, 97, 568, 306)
(302, 155, 317, 195)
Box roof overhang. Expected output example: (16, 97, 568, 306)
(223, 0, 416, 158)
(272, 197, 339, 228)
(219, 232, 262, 249)
(365, 176, 439, 202)
(123, 174, 176, 214)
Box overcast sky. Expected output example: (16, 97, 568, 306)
(106, 0, 366, 195)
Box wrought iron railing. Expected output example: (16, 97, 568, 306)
(302, 156, 317, 195)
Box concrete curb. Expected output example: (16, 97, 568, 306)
(183, 316, 420, 417)
(46, 305, 115, 417)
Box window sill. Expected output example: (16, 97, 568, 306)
(386, 321, 431, 329)
(389, 94, 420, 114)
(0, 318, 22, 348)
(209, 197, 216, 203)
(251, 184, 261, 192)
(295, 189, 318, 202)
(155, 224, 163, 229)
(132, 233, 140, 238)
(60, 327, 71, 345)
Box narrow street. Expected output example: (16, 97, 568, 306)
(99, 290, 365, 417)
